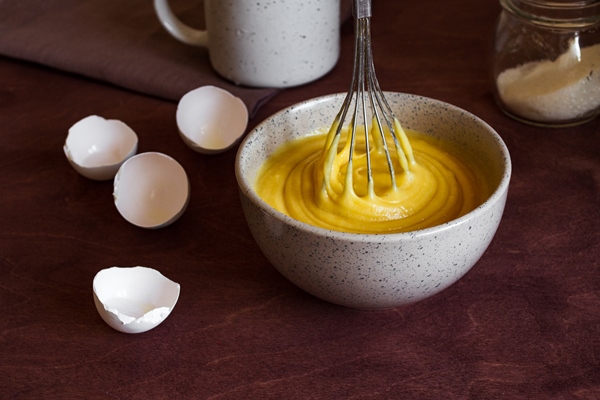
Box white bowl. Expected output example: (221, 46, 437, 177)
(113, 152, 190, 229)
(235, 92, 511, 310)
(93, 266, 180, 334)
(64, 115, 138, 180)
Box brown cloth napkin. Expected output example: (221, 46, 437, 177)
(0, 0, 280, 117)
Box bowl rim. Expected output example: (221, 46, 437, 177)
(235, 92, 512, 242)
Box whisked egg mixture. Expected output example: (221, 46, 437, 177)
(255, 121, 493, 234)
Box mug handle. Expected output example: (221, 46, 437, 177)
(153, 0, 208, 47)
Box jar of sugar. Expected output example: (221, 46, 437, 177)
(491, 0, 600, 127)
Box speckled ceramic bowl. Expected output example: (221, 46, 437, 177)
(235, 92, 511, 310)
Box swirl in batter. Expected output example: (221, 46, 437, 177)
(256, 120, 491, 234)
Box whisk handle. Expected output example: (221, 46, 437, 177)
(352, 0, 372, 19)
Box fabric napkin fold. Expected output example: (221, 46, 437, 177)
(0, 0, 279, 117)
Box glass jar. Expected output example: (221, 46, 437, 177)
(491, 0, 600, 127)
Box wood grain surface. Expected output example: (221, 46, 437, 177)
(1, 0, 599, 398)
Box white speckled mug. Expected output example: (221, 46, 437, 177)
(154, 0, 341, 88)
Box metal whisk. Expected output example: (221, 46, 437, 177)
(322, 0, 414, 198)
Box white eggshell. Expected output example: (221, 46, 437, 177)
(64, 115, 138, 180)
(176, 85, 249, 154)
(93, 266, 180, 334)
(113, 152, 190, 228)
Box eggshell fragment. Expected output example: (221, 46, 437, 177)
(176, 85, 249, 154)
(64, 115, 138, 180)
(113, 152, 189, 228)
(93, 266, 180, 334)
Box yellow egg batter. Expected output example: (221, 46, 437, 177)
(255, 119, 492, 234)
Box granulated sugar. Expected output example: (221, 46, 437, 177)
(497, 39, 600, 123)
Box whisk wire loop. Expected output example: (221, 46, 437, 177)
(323, 0, 414, 198)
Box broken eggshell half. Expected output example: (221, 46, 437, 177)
(64, 115, 138, 180)
(176, 85, 249, 154)
(113, 152, 190, 229)
(93, 266, 180, 334)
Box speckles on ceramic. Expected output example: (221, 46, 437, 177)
(202, 0, 340, 87)
(235, 92, 512, 310)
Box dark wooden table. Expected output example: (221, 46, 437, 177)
(2, 1, 599, 398)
